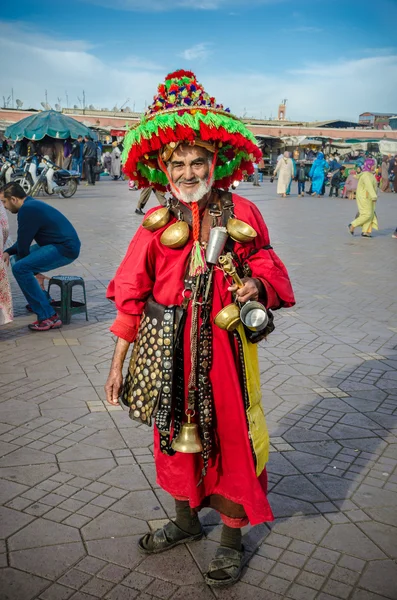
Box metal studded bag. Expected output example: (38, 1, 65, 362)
(120, 297, 184, 427)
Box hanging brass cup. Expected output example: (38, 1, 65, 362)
(142, 207, 170, 232)
(160, 220, 190, 248)
(214, 303, 241, 331)
(226, 218, 257, 243)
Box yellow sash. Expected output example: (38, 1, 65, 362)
(236, 323, 270, 475)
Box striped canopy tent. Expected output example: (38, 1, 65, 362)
(5, 110, 97, 141)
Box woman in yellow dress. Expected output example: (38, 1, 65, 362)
(348, 159, 378, 238)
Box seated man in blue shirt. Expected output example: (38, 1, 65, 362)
(1, 182, 81, 331)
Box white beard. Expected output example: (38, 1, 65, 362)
(173, 176, 213, 204)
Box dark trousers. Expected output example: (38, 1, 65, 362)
(298, 181, 305, 194)
(137, 188, 166, 209)
(329, 186, 339, 197)
(85, 158, 96, 185)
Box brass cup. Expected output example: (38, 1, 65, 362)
(142, 207, 170, 232)
(226, 218, 257, 243)
(160, 220, 190, 249)
(214, 303, 241, 331)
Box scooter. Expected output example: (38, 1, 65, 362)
(0, 157, 18, 186)
(12, 155, 40, 195)
(30, 156, 79, 198)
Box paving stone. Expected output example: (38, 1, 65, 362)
(9, 517, 81, 550)
(77, 504, 106, 518)
(0, 505, 34, 538)
(82, 510, 148, 540)
(137, 544, 203, 585)
(338, 555, 366, 573)
(270, 515, 330, 543)
(39, 583, 75, 600)
(60, 459, 117, 480)
(145, 579, 178, 599)
(58, 569, 93, 590)
(10, 542, 86, 579)
(87, 534, 143, 569)
(268, 493, 318, 517)
(358, 521, 397, 558)
(322, 579, 353, 599)
(296, 570, 325, 590)
(121, 571, 153, 590)
(0, 567, 48, 600)
(5, 496, 32, 511)
(0, 446, 56, 467)
(0, 479, 28, 504)
(76, 556, 108, 575)
(286, 583, 317, 600)
(84, 429, 127, 450)
(24, 502, 52, 517)
(260, 574, 291, 594)
(351, 590, 393, 600)
(97, 564, 130, 584)
(305, 558, 333, 576)
(110, 490, 166, 521)
(98, 465, 151, 491)
(81, 577, 115, 597)
(280, 550, 307, 568)
(43, 507, 72, 522)
(270, 562, 300, 581)
(321, 523, 386, 560)
(105, 585, 139, 600)
(103, 487, 129, 500)
(331, 566, 360, 586)
(272, 475, 328, 502)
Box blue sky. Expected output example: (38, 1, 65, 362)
(1, 0, 397, 121)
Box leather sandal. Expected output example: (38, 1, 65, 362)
(204, 545, 245, 588)
(138, 520, 204, 555)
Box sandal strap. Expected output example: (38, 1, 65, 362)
(208, 546, 244, 572)
(149, 521, 201, 551)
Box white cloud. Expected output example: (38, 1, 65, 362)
(1, 21, 396, 122)
(180, 43, 212, 61)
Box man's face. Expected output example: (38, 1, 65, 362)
(0, 194, 19, 214)
(168, 144, 211, 203)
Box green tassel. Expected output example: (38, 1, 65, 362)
(189, 241, 207, 276)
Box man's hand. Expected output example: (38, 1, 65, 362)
(105, 368, 123, 405)
(105, 337, 130, 406)
(228, 277, 260, 303)
(3, 252, 10, 267)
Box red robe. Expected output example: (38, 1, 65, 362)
(107, 194, 295, 525)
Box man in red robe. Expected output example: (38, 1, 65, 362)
(105, 70, 295, 587)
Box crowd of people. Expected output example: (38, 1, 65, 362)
(270, 149, 396, 238)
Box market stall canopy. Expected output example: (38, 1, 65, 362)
(281, 136, 330, 146)
(5, 110, 98, 141)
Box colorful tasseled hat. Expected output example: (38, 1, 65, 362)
(122, 69, 262, 191)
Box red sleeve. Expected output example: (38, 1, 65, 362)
(233, 196, 296, 310)
(110, 312, 141, 343)
(106, 223, 155, 316)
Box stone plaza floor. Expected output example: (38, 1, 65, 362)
(0, 179, 396, 600)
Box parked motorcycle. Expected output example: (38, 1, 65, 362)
(28, 156, 79, 198)
(12, 155, 40, 195)
(0, 157, 18, 186)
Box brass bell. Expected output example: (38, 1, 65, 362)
(226, 218, 257, 243)
(142, 207, 170, 232)
(171, 413, 203, 453)
(160, 220, 190, 249)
